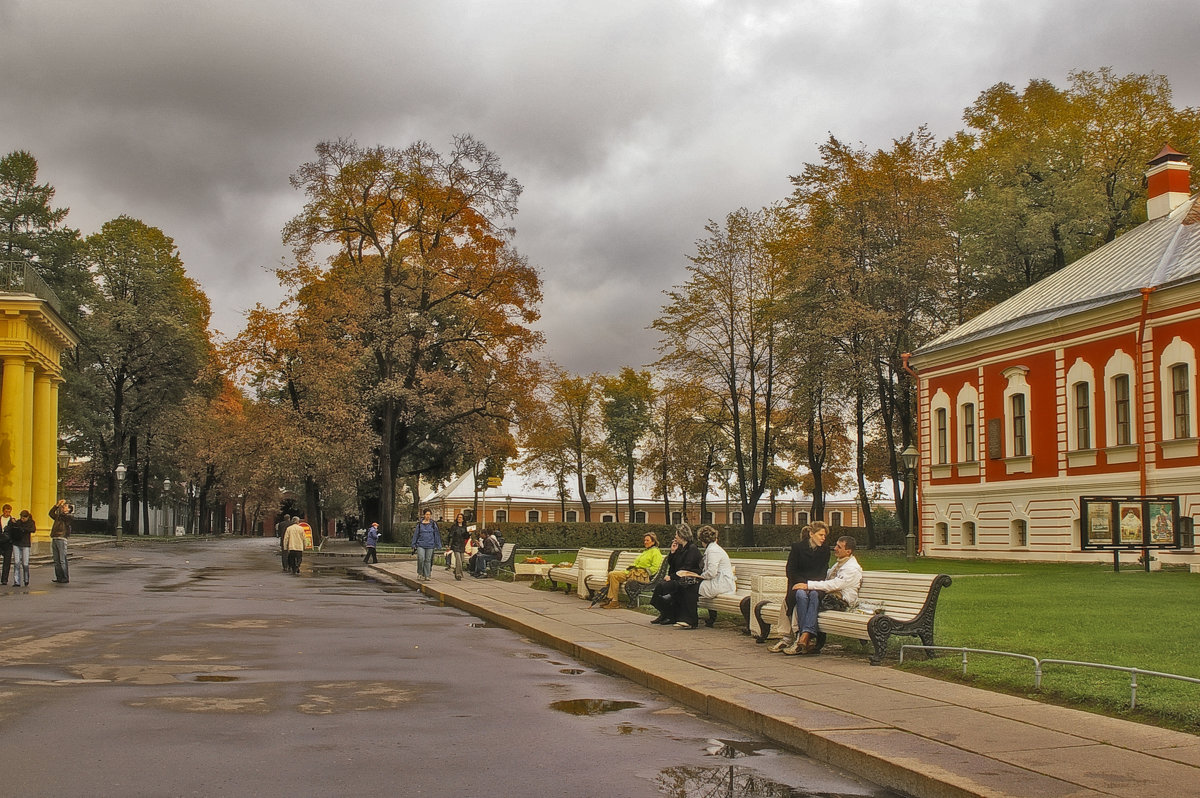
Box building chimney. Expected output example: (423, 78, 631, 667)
(1146, 145, 1191, 221)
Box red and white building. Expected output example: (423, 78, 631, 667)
(909, 146, 1200, 564)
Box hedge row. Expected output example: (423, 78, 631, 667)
(487, 521, 901, 549)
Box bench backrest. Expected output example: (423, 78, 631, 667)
(610, 551, 640, 571)
(729, 559, 787, 592)
(573, 547, 619, 571)
(498, 542, 517, 565)
(855, 571, 944, 620)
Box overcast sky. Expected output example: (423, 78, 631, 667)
(3, 0, 1198, 374)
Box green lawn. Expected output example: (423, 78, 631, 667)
(524, 546, 1200, 732)
(836, 552, 1200, 732)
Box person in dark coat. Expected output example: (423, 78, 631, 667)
(649, 524, 704, 629)
(0, 504, 14, 586)
(49, 499, 74, 584)
(768, 521, 831, 652)
(9, 510, 35, 587)
(446, 513, 470, 581)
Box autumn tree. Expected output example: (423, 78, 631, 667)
(654, 206, 790, 545)
(520, 368, 600, 521)
(283, 137, 542, 539)
(599, 367, 653, 522)
(62, 217, 211, 534)
(946, 69, 1200, 313)
(787, 130, 956, 545)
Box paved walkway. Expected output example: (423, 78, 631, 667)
(351, 551, 1200, 798)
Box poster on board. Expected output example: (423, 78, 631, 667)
(1086, 502, 1113, 546)
(1118, 503, 1143, 544)
(1148, 502, 1175, 545)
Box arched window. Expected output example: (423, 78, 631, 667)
(929, 388, 951, 466)
(526, 510, 540, 522)
(760, 511, 774, 525)
(1002, 366, 1031, 460)
(1160, 337, 1197, 451)
(565, 510, 578, 523)
(701, 511, 713, 524)
(956, 383, 979, 463)
(1066, 358, 1095, 452)
(961, 521, 976, 546)
(796, 511, 809, 526)
(936, 522, 948, 545)
(1104, 350, 1136, 449)
(732, 511, 743, 525)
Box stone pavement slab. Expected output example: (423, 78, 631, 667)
(368, 561, 1200, 798)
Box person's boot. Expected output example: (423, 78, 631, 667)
(768, 634, 795, 653)
(784, 632, 812, 656)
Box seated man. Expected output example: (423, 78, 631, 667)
(472, 529, 502, 578)
(783, 535, 862, 656)
(599, 532, 663, 608)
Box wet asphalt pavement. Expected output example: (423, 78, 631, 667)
(0, 539, 897, 797)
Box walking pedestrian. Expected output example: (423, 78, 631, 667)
(362, 522, 380, 564)
(411, 509, 441, 580)
(0, 504, 14, 586)
(446, 513, 470, 580)
(49, 499, 74, 584)
(282, 515, 306, 574)
(9, 510, 34, 587)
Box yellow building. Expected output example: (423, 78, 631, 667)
(0, 262, 78, 536)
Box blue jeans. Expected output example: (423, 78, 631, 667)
(792, 589, 820, 635)
(473, 553, 495, 576)
(53, 538, 69, 582)
(415, 546, 435, 578)
(12, 545, 30, 585)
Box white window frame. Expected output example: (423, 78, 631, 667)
(526, 510, 540, 522)
(955, 383, 979, 464)
(1002, 366, 1032, 471)
(1065, 358, 1095, 452)
(1103, 350, 1136, 453)
(1159, 337, 1198, 458)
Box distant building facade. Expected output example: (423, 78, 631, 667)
(910, 147, 1200, 565)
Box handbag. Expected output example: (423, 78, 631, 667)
(819, 592, 849, 611)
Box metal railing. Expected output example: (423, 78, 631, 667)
(0, 259, 65, 316)
(900, 644, 1200, 709)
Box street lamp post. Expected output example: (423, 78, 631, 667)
(721, 468, 732, 524)
(115, 462, 127, 544)
(901, 445, 919, 561)
(162, 479, 171, 536)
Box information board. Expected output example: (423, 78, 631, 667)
(1080, 496, 1180, 550)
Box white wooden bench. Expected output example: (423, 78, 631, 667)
(547, 548, 618, 597)
(752, 571, 952, 665)
(696, 558, 787, 633)
(582, 550, 639, 596)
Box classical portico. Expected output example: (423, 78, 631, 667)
(0, 267, 78, 536)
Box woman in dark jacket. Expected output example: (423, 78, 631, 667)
(9, 510, 35, 587)
(769, 521, 830, 652)
(446, 513, 470, 581)
(649, 524, 704, 629)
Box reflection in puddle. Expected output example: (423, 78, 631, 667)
(549, 698, 642, 716)
(705, 738, 775, 758)
(657, 764, 845, 797)
(516, 652, 549, 659)
(558, 668, 585, 675)
(194, 675, 239, 682)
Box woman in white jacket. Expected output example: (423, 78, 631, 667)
(696, 525, 736, 599)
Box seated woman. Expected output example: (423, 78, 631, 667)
(696, 525, 735, 601)
(599, 532, 664, 608)
(783, 534, 862, 655)
(649, 524, 703, 629)
(769, 521, 830, 653)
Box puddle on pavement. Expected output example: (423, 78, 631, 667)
(656, 764, 863, 797)
(193, 675, 240, 682)
(466, 621, 502, 628)
(558, 668, 585, 675)
(516, 652, 549, 659)
(704, 738, 777, 758)
(143, 568, 221, 592)
(550, 698, 642, 716)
